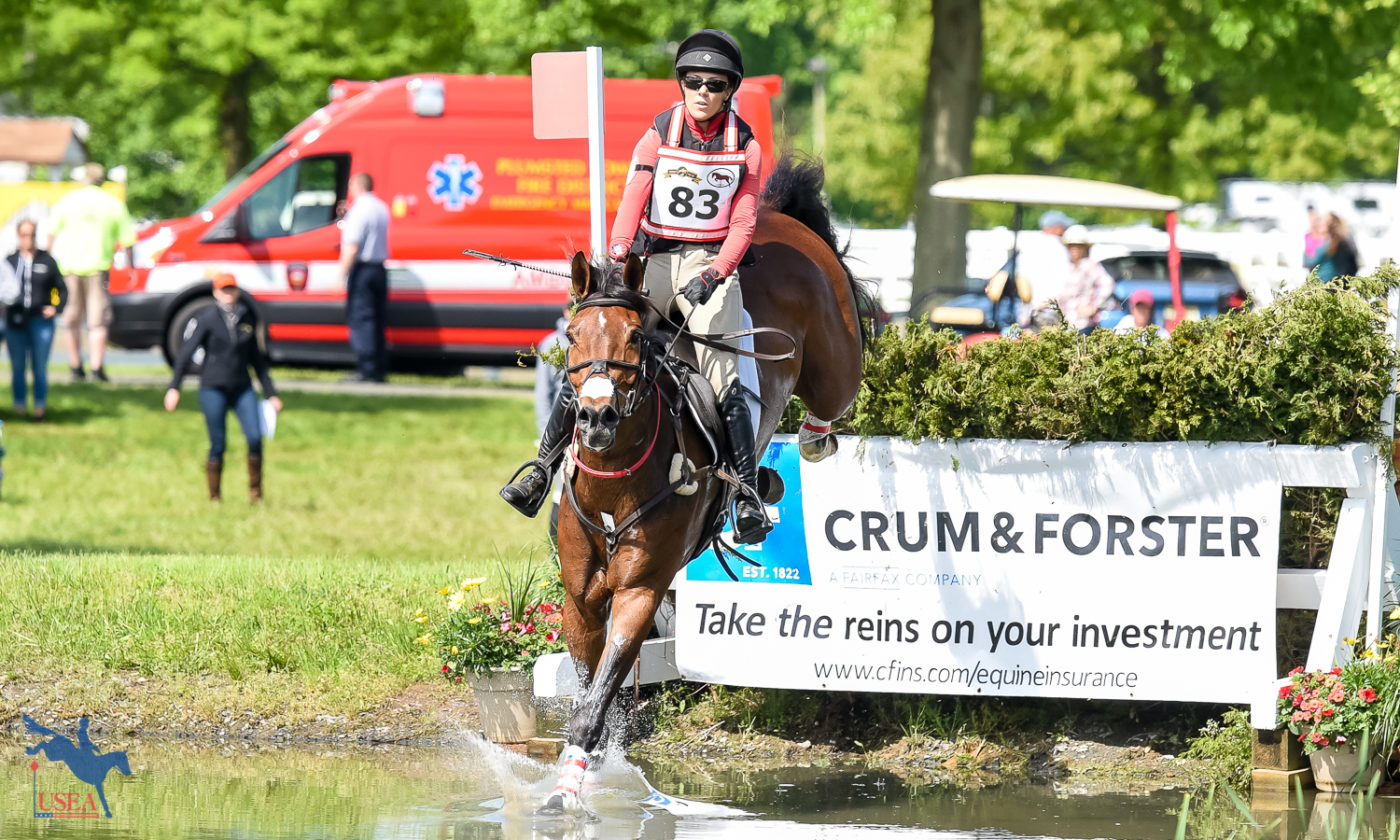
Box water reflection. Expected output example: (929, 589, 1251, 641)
(2, 735, 1395, 839)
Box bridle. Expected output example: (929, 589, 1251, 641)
(564, 295, 661, 421)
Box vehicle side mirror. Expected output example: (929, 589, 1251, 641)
(201, 205, 249, 244)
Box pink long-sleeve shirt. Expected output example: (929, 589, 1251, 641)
(608, 108, 763, 279)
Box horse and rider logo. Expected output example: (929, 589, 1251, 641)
(663, 166, 702, 184)
(707, 169, 736, 188)
(23, 714, 131, 819)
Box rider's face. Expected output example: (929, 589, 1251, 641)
(682, 71, 731, 125)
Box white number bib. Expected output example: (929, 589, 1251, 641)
(641, 107, 747, 242)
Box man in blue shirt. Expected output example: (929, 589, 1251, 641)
(338, 173, 391, 383)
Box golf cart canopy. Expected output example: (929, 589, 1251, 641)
(930, 175, 1183, 212)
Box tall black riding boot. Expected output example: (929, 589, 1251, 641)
(720, 382, 772, 544)
(501, 380, 575, 517)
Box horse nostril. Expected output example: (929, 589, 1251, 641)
(578, 404, 598, 428)
(599, 404, 619, 429)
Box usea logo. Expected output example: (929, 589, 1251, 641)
(24, 715, 131, 819)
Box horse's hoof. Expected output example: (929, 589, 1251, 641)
(799, 434, 838, 463)
(757, 467, 784, 504)
(537, 791, 578, 815)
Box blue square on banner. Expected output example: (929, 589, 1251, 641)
(685, 438, 811, 584)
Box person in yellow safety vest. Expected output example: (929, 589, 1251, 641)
(45, 162, 135, 383)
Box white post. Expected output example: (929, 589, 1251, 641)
(586, 46, 607, 260)
(1367, 274, 1400, 645)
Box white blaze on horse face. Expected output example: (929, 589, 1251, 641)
(580, 376, 615, 401)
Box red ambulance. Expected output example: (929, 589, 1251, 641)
(109, 73, 781, 367)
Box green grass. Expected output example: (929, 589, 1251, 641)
(0, 382, 551, 725)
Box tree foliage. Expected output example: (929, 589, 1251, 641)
(1, 0, 1395, 227)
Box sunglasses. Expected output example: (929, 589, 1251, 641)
(681, 75, 730, 94)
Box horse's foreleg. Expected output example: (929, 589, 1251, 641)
(543, 583, 664, 813)
(95, 784, 112, 818)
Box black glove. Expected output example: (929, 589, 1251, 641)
(681, 269, 724, 307)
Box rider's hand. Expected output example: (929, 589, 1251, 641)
(608, 243, 630, 264)
(681, 269, 723, 307)
(164, 388, 180, 412)
(268, 396, 284, 413)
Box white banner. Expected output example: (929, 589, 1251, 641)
(678, 437, 1281, 704)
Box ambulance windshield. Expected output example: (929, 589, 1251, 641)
(196, 138, 291, 216)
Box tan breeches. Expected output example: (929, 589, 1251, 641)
(643, 246, 741, 400)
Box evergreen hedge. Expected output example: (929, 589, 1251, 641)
(851, 266, 1398, 447)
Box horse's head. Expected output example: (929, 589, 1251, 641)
(111, 751, 131, 776)
(565, 252, 651, 451)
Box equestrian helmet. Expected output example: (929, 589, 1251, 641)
(675, 29, 744, 89)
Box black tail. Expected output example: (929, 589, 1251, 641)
(761, 154, 876, 350)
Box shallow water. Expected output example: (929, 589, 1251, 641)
(1, 735, 1393, 839)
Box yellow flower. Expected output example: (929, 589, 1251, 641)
(415, 615, 428, 624)
(439, 586, 452, 595)
(1343, 637, 1358, 646)
(447, 591, 466, 612)
(479, 597, 495, 605)
(461, 577, 487, 590)
(1390, 606, 1400, 620)
(468, 617, 482, 625)
(416, 633, 431, 645)
(451, 646, 459, 654)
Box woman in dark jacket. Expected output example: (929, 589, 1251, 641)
(5, 219, 67, 421)
(164, 273, 282, 502)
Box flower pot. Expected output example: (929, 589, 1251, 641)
(1308, 742, 1386, 792)
(468, 668, 537, 743)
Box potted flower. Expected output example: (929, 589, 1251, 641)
(420, 562, 568, 742)
(1279, 637, 1400, 791)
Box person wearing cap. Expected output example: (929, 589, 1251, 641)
(501, 28, 772, 544)
(1114, 288, 1169, 339)
(1014, 210, 1076, 329)
(164, 273, 282, 502)
(45, 162, 135, 383)
(5, 218, 67, 421)
(1056, 225, 1115, 333)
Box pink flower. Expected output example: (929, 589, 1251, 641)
(1280, 685, 1293, 699)
(454, 676, 463, 684)
(1289, 666, 1305, 676)
(525, 622, 535, 633)
(1311, 733, 1330, 746)
(1328, 685, 1346, 703)
(1360, 688, 1378, 703)
(546, 630, 560, 642)
(500, 622, 512, 633)
(441, 665, 450, 674)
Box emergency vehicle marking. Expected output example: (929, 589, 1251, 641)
(427, 154, 483, 211)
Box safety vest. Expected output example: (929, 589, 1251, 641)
(640, 105, 750, 243)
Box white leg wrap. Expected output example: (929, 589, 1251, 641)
(551, 745, 588, 802)
(798, 414, 835, 444)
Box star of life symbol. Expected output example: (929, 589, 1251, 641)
(427, 154, 483, 211)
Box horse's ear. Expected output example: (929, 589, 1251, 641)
(622, 254, 644, 292)
(570, 251, 592, 299)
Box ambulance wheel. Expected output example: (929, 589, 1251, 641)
(166, 297, 211, 373)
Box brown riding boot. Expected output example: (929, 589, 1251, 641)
(206, 458, 223, 502)
(248, 454, 263, 503)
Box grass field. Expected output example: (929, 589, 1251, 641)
(0, 379, 552, 729)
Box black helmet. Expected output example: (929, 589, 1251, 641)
(674, 29, 744, 89)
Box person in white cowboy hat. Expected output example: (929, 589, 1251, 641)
(1056, 224, 1115, 333)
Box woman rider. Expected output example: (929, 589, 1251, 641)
(501, 28, 770, 545)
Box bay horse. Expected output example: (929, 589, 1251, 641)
(542, 157, 868, 813)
